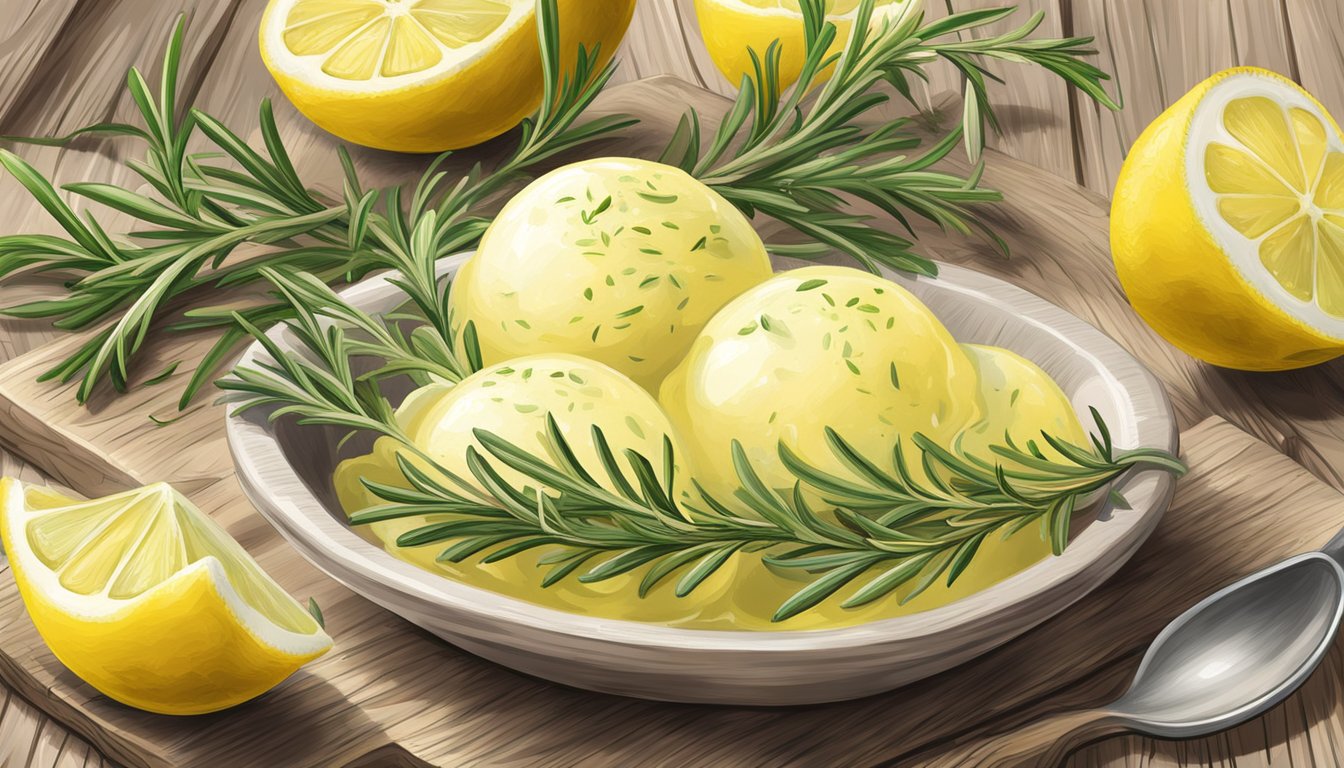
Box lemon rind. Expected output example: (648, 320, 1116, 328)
(1, 479, 332, 660)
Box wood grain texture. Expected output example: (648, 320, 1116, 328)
(921, 0, 1082, 183)
(1067, 0, 1342, 197)
(0, 688, 106, 768)
(615, 0, 1344, 199)
(0, 75, 1330, 766)
(1, 402, 1340, 768)
(0, 1, 1342, 766)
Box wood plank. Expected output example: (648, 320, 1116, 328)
(51, 738, 91, 768)
(1067, 0, 1150, 196)
(1228, 0, 1298, 76)
(975, 0, 1082, 181)
(1143, 0, 1238, 104)
(0, 689, 44, 768)
(1284, 0, 1344, 121)
(0, 0, 248, 381)
(623, 0, 1094, 185)
(1066, 624, 1344, 766)
(2, 74, 1344, 766)
(1069, 0, 1308, 198)
(908, 417, 1344, 767)
(28, 717, 74, 768)
(0, 0, 82, 125)
(1063, 0, 1113, 194)
(615, 0, 729, 96)
(914, 0, 1083, 183)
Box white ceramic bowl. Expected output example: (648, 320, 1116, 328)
(226, 253, 1177, 705)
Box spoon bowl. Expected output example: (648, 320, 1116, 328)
(940, 550, 1344, 767)
(1114, 551, 1344, 738)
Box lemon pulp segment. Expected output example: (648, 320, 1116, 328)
(23, 484, 314, 631)
(280, 0, 513, 81)
(1204, 96, 1344, 314)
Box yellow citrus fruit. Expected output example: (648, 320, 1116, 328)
(1112, 67, 1344, 370)
(693, 0, 917, 90)
(259, 0, 635, 152)
(0, 479, 331, 715)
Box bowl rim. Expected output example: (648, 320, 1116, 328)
(225, 252, 1178, 653)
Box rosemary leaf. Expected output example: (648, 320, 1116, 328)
(0, 2, 631, 405)
(673, 0, 1117, 276)
(224, 274, 1185, 623)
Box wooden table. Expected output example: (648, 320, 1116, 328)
(2, 0, 1344, 765)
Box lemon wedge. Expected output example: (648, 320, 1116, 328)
(259, 0, 635, 152)
(693, 0, 917, 90)
(0, 478, 331, 715)
(1112, 67, 1344, 370)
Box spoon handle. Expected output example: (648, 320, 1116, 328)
(918, 708, 1127, 767)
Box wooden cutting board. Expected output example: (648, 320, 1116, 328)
(3, 409, 1344, 768)
(2, 70, 1344, 768)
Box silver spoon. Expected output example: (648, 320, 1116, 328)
(933, 535, 1344, 767)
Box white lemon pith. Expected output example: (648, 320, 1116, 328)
(1112, 67, 1344, 370)
(259, 0, 635, 152)
(447, 158, 773, 391)
(0, 479, 331, 715)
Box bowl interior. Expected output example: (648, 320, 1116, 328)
(233, 253, 1177, 648)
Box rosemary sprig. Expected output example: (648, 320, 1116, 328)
(223, 269, 1183, 623)
(666, 0, 1117, 275)
(0, 1, 631, 406)
(1, 0, 1120, 409)
(0, 16, 348, 403)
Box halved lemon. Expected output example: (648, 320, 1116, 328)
(259, 0, 635, 152)
(0, 479, 332, 715)
(1112, 67, 1344, 370)
(693, 0, 917, 91)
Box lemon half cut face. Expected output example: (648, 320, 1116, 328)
(259, 0, 636, 152)
(271, 0, 528, 86)
(1193, 74, 1344, 331)
(1112, 67, 1344, 370)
